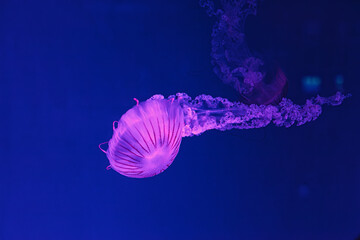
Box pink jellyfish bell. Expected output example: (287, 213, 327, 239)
(105, 98, 184, 178)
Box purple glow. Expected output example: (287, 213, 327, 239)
(102, 92, 349, 178)
(106, 99, 183, 178)
(200, 0, 288, 105)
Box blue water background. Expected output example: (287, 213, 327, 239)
(0, 0, 359, 239)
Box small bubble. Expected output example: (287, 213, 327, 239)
(298, 184, 310, 197)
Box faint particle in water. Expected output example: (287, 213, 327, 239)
(335, 74, 344, 91)
(302, 76, 322, 93)
(298, 184, 310, 198)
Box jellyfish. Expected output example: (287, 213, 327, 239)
(199, 0, 288, 105)
(99, 0, 350, 178)
(101, 99, 183, 178)
(100, 92, 349, 178)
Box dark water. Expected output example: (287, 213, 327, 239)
(0, 0, 359, 239)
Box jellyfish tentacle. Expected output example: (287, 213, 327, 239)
(174, 92, 350, 137)
(201, 0, 288, 105)
(112, 121, 118, 131)
(98, 142, 108, 154)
